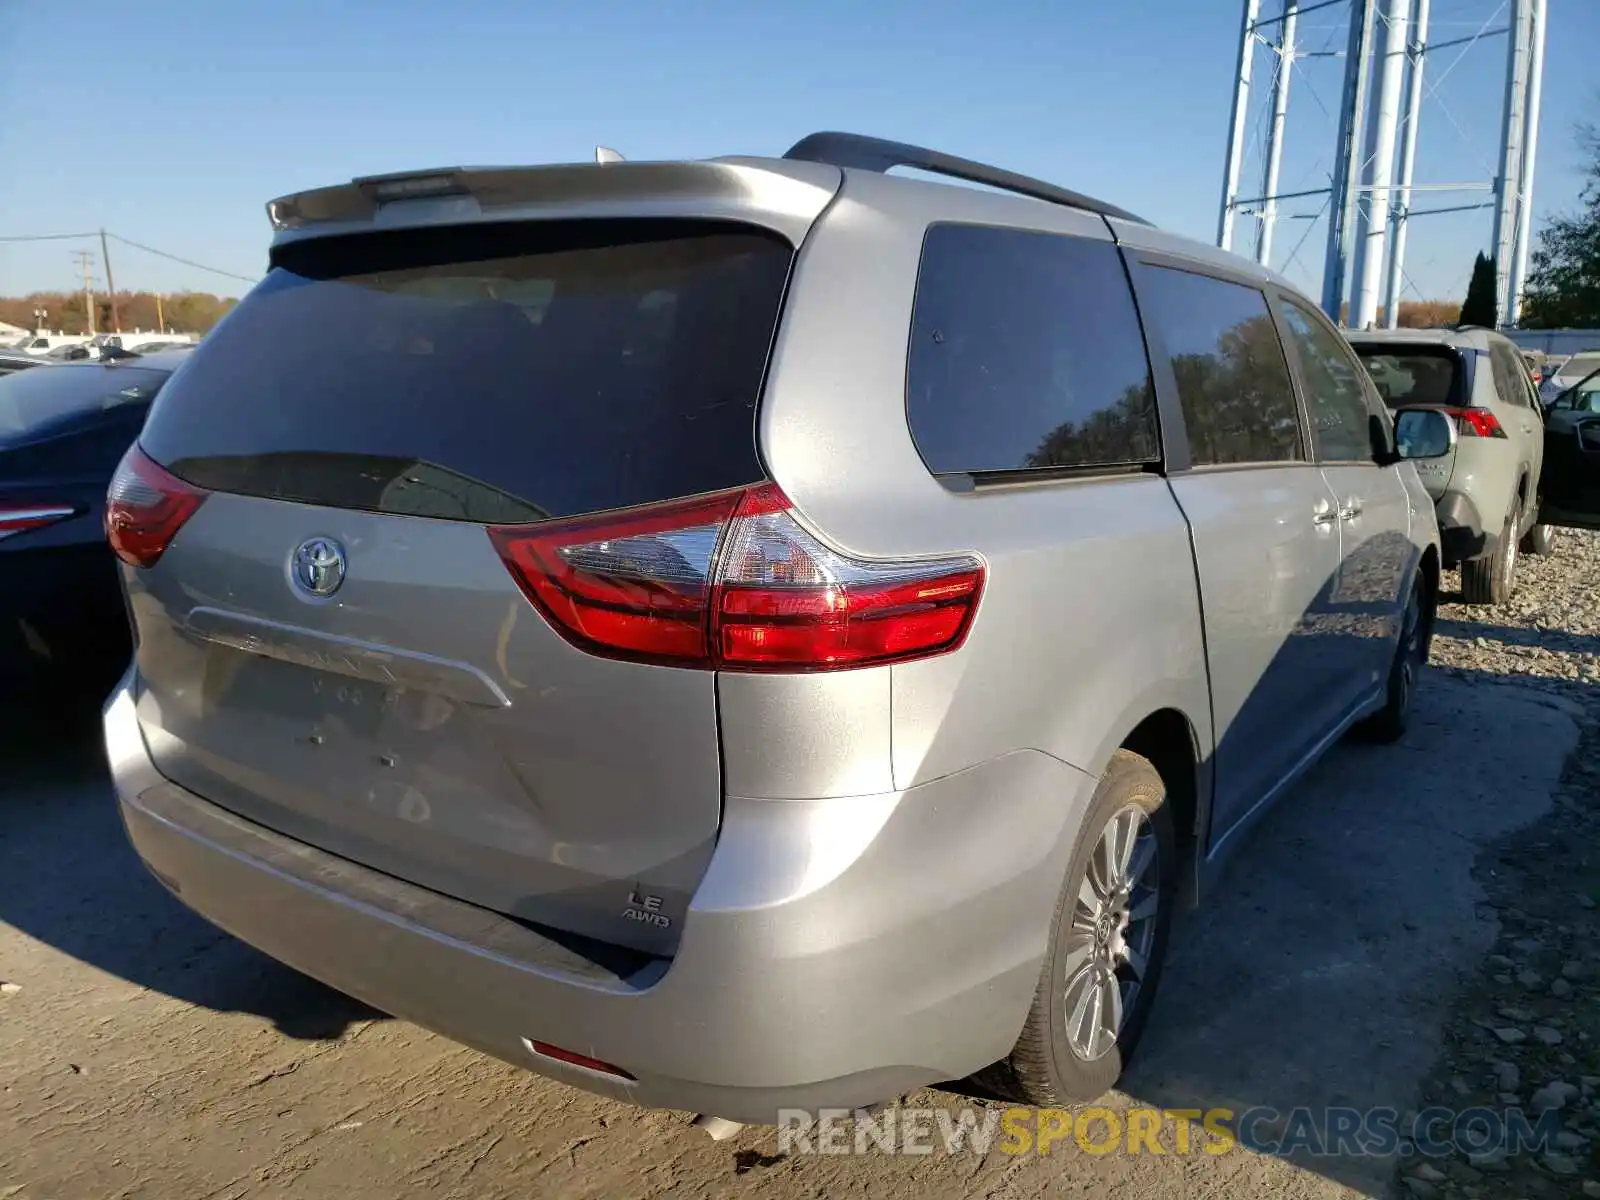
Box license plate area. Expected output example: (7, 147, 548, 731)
(306, 672, 395, 741)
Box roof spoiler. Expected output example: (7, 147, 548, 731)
(783, 131, 1151, 226)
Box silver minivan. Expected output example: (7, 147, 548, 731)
(105, 133, 1455, 1123)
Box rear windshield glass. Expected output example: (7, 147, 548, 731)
(0, 365, 169, 442)
(1560, 353, 1600, 379)
(1352, 346, 1463, 409)
(139, 220, 793, 523)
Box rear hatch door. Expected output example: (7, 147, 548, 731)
(1353, 342, 1466, 499)
(125, 216, 797, 956)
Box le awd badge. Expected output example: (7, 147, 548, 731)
(623, 889, 671, 929)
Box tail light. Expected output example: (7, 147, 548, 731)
(1441, 406, 1507, 439)
(0, 505, 76, 542)
(105, 445, 208, 568)
(488, 482, 985, 672)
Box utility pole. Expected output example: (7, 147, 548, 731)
(1218, 0, 1262, 252)
(1322, 0, 1377, 322)
(99, 229, 121, 333)
(1256, 0, 1299, 267)
(1350, 0, 1410, 330)
(72, 249, 97, 336)
(1507, 0, 1546, 327)
(1382, 0, 1430, 329)
(155, 293, 165, 334)
(1491, 0, 1532, 324)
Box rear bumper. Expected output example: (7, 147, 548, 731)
(105, 673, 1092, 1122)
(1433, 491, 1488, 567)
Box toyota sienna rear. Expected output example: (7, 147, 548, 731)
(106, 134, 1449, 1126)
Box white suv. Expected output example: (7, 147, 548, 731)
(1353, 327, 1552, 604)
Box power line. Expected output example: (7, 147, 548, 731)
(0, 230, 258, 284)
(106, 233, 259, 284)
(0, 231, 98, 242)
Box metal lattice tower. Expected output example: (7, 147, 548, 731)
(1216, 0, 1549, 328)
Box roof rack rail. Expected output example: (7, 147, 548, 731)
(782, 131, 1151, 226)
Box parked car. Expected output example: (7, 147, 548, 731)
(9, 333, 91, 357)
(1350, 327, 1552, 603)
(0, 352, 189, 698)
(106, 132, 1458, 1124)
(91, 332, 198, 353)
(1540, 362, 1600, 532)
(44, 342, 96, 361)
(1540, 351, 1600, 404)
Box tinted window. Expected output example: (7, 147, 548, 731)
(0, 365, 168, 444)
(906, 224, 1157, 474)
(1279, 300, 1375, 463)
(1352, 345, 1464, 409)
(1489, 343, 1530, 408)
(140, 220, 792, 523)
(1137, 267, 1302, 466)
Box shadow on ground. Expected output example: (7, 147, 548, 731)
(1113, 665, 1591, 1195)
(1435, 616, 1600, 659)
(1, 663, 1592, 1196)
(0, 697, 380, 1041)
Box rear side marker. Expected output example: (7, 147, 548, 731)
(489, 482, 985, 672)
(521, 1038, 635, 1080)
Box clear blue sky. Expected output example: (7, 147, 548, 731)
(0, 0, 1593, 307)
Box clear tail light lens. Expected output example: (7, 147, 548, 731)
(105, 445, 208, 568)
(0, 505, 76, 541)
(489, 483, 984, 672)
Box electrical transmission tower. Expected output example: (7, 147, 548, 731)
(1217, 0, 1548, 329)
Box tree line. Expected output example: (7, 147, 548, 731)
(0, 291, 239, 336)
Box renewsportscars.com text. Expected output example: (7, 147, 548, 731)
(776, 1104, 1563, 1158)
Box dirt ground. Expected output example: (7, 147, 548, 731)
(2, 533, 1598, 1200)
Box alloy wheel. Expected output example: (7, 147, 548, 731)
(1063, 805, 1161, 1061)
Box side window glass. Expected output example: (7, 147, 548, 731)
(1136, 266, 1303, 466)
(1489, 346, 1524, 408)
(1279, 299, 1375, 463)
(906, 224, 1158, 474)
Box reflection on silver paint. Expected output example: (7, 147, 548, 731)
(1168, 467, 1345, 844)
(186, 606, 508, 708)
(125, 492, 727, 957)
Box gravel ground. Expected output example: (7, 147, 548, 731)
(1431, 527, 1600, 690)
(1395, 528, 1600, 1200)
(1, 530, 1598, 1200)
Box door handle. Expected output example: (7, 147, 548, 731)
(1312, 499, 1337, 526)
(1339, 499, 1363, 521)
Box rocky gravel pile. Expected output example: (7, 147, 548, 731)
(1430, 528, 1600, 692)
(1399, 528, 1600, 1200)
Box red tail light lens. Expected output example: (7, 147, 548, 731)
(488, 483, 985, 672)
(1441, 406, 1507, 439)
(0, 505, 76, 541)
(105, 445, 208, 568)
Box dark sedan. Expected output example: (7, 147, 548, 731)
(1, 351, 190, 698)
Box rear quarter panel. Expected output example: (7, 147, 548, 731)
(753, 170, 1211, 795)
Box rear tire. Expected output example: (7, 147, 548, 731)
(1520, 521, 1556, 556)
(1356, 571, 1430, 744)
(975, 750, 1176, 1105)
(1460, 500, 1518, 605)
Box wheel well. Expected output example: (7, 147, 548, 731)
(1516, 472, 1530, 509)
(1418, 544, 1440, 652)
(1120, 708, 1200, 862)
